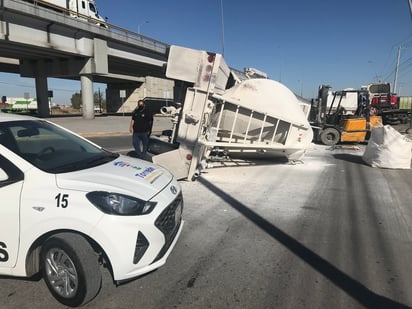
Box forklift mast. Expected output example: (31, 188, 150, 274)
(325, 89, 370, 126)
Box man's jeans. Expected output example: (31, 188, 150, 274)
(133, 132, 149, 159)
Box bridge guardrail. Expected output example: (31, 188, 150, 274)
(1, 0, 169, 55)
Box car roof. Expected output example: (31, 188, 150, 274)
(0, 112, 39, 123)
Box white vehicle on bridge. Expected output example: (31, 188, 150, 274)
(23, 0, 107, 26)
(0, 113, 183, 307)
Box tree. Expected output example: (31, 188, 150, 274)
(71, 92, 82, 109)
(71, 91, 106, 111)
(94, 89, 106, 111)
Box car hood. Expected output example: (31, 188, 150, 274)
(56, 154, 173, 200)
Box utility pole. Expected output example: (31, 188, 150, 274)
(393, 46, 401, 94)
(98, 88, 102, 113)
(407, 0, 412, 133)
(409, 0, 412, 18)
(220, 0, 225, 57)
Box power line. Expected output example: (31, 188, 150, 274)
(0, 80, 79, 93)
(0, 80, 34, 88)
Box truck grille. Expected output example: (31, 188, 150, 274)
(153, 193, 183, 263)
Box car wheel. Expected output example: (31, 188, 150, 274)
(40, 233, 102, 307)
(320, 127, 340, 145)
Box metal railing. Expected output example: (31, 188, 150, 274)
(203, 100, 297, 149)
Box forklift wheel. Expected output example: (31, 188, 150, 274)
(320, 128, 340, 146)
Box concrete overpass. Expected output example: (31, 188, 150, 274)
(0, 0, 171, 118)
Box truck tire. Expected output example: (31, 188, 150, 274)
(320, 127, 340, 145)
(40, 233, 102, 307)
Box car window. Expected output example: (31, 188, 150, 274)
(0, 120, 119, 173)
(0, 127, 19, 153)
(89, 3, 97, 13)
(0, 168, 7, 181)
(0, 154, 24, 188)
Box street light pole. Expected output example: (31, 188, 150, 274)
(137, 21, 149, 34)
(393, 46, 401, 94)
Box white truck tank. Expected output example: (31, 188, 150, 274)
(151, 45, 313, 180)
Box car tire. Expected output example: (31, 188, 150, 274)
(320, 127, 340, 145)
(40, 233, 102, 307)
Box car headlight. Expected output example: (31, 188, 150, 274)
(86, 191, 156, 216)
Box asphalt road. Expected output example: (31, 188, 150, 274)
(89, 134, 134, 154)
(1, 140, 412, 309)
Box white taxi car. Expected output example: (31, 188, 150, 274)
(0, 113, 183, 307)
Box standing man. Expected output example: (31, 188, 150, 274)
(129, 99, 153, 159)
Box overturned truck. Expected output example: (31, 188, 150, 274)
(151, 46, 313, 180)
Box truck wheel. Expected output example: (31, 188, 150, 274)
(320, 128, 340, 145)
(40, 233, 102, 307)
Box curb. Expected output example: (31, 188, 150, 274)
(79, 130, 163, 138)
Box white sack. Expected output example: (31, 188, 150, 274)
(362, 125, 412, 169)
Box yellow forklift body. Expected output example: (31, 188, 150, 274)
(343, 118, 366, 130)
(341, 116, 382, 142)
(369, 116, 383, 127)
(341, 131, 367, 142)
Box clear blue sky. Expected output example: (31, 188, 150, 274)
(1, 0, 412, 104)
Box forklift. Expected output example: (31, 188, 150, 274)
(312, 86, 382, 146)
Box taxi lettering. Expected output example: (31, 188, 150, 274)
(135, 167, 155, 178)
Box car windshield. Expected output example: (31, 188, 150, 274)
(0, 119, 119, 173)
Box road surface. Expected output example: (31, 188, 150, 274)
(1, 141, 411, 308)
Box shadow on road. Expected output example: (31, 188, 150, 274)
(333, 153, 369, 166)
(198, 177, 411, 309)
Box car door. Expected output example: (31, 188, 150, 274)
(0, 153, 24, 268)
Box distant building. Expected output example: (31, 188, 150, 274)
(106, 76, 174, 113)
(2, 97, 53, 111)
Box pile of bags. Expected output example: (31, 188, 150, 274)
(363, 125, 412, 169)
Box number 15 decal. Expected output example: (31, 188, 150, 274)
(0, 242, 9, 262)
(55, 193, 69, 208)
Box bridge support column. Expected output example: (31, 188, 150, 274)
(81, 74, 94, 119)
(35, 77, 50, 118)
